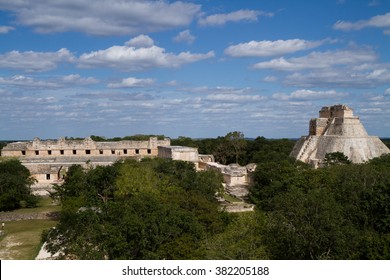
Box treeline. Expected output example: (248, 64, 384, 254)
(250, 154, 390, 259)
(172, 132, 295, 165)
(382, 138, 390, 149)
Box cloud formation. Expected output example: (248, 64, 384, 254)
(173, 30, 196, 44)
(0, 0, 201, 35)
(0, 26, 14, 34)
(333, 12, 390, 34)
(78, 39, 215, 71)
(272, 89, 348, 101)
(0, 75, 59, 88)
(107, 77, 155, 88)
(225, 39, 325, 57)
(0, 48, 75, 72)
(198, 9, 272, 26)
(253, 49, 377, 71)
(284, 67, 390, 88)
(0, 74, 98, 89)
(125, 35, 155, 48)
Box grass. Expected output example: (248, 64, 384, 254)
(12, 197, 61, 214)
(0, 220, 57, 260)
(0, 197, 60, 260)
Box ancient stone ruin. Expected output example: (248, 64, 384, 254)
(1, 137, 171, 192)
(290, 104, 390, 167)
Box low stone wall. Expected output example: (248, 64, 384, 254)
(0, 211, 59, 222)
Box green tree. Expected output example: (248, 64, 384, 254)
(44, 158, 227, 260)
(246, 137, 296, 164)
(204, 212, 269, 259)
(0, 159, 37, 211)
(323, 152, 351, 166)
(263, 187, 357, 259)
(225, 131, 247, 164)
(115, 160, 159, 198)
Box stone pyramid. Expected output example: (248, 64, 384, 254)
(290, 104, 390, 167)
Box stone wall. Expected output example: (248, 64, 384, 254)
(309, 118, 328, 136)
(0, 211, 59, 222)
(319, 104, 354, 118)
(158, 146, 199, 162)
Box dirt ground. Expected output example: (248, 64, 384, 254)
(0, 235, 24, 260)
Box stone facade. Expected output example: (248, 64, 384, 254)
(291, 104, 390, 167)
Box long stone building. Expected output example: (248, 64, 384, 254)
(290, 104, 390, 167)
(1, 137, 171, 188)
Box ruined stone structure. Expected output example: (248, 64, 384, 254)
(206, 162, 256, 197)
(1, 137, 171, 188)
(158, 146, 217, 171)
(290, 105, 390, 167)
(158, 146, 200, 167)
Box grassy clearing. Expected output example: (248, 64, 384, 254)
(0, 197, 60, 260)
(0, 219, 57, 260)
(12, 197, 61, 214)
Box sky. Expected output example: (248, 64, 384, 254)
(0, 0, 389, 140)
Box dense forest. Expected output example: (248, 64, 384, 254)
(1, 134, 390, 259)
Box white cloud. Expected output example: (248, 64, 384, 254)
(225, 39, 325, 57)
(125, 35, 154, 48)
(0, 75, 59, 88)
(173, 30, 196, 44)
(0, 48, 75, 72)
(272, 89, 348, 101)
(0, 26, 14, 34)
(264, 76, 278, 82)
(166, 80, 179, 87)
(206, 93, 265, 102)
(78, 40, 215, 71)
(107, 77, 155, 88)
(333, 12, 390, 34)
(177, 85, 266, 106)
(198, 9, 272, 26)
(74, 92, 154, 102)
(60, 74, 99, 85)
(285, 67, 390, 88)
(253, 49, 377, 71)
(1, 0, 201, 35)
(360, 108, 382, 113)
(187, 86, 255, 95)
(256, 47, 390, 88)
(0, 74, 98, 89)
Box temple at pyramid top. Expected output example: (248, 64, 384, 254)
(290, 104, 389, 167)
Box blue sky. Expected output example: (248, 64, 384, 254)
(0, 0, 389, 140)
